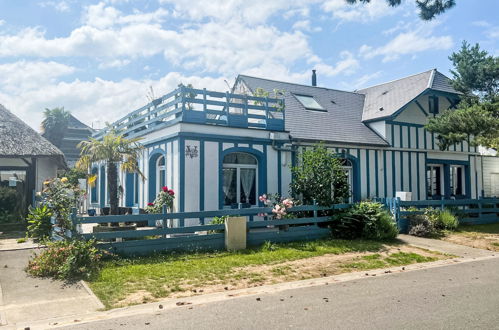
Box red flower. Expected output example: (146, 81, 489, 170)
(162, 186, 168, 192)
(168, 189, 175, 196)
(147, 202, 154, 206)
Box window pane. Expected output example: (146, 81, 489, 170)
(456, 167, 463, 195)
(240, 168, 256, 205)
(159, 170, 166, 192)
(223, 168, 237, 206)
(157, 156, 165, 166)
(223, 152, 257, 165)
(435, 167, 441, 196)
(294, 94, 325, 110)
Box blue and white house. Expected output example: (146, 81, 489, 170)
(89, 69, 490, 216)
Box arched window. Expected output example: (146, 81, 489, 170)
(156, 155, 166, 194)
(222, 152, 257, 207)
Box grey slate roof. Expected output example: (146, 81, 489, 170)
(357, 69, 459, 122)
(68, 114, 93, 130)
(0, 104, 64, 158)
(237, 75, 389, 147)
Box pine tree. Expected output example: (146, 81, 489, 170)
(426, 41, 499, 151)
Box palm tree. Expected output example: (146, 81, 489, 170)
(76, 132, 144, 215)
(41, 107, 70, 147)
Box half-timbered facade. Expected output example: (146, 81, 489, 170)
(88, 69, 488, 215)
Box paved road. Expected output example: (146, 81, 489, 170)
(62, 256, 499, 330)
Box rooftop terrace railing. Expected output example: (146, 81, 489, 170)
(93, 85, 285, 140)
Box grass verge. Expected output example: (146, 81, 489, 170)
(442, 223, 499, 251)
(88, 238, 443, 309)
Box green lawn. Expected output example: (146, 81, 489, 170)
(88, 239, 440, 309)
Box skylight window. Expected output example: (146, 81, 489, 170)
(293, 94, 325, 111)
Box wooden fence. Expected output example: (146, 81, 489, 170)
(68, 204, 351, 255)
(384, 198, 499, 233)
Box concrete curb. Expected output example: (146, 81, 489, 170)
(79, 281, 105, 310)
(18, 253, 499, 330)
(0, 275, 7, 326)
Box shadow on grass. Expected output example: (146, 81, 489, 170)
(455, 223, 499, 235)
(106, 238, 396, 267)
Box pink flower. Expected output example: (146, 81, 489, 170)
(258, 194, 267, 202)
(147, 202, 154, 206)
(168, 189, 175, 196)
(282, 198, 294, 208)
(162, 186, 168, 192)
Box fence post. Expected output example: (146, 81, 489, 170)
(70, 207, 78, 238)
(313, 199, 318, 226)
(478, 197, 482, 221)
(225, 216, 247, 251)
(162, 205, 167, 238)
(395, 197, 401, 223)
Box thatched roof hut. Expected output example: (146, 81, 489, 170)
(0, 104, 65, 160)
(0, 104, 67, 214)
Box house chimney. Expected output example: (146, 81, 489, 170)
(312, 69, 317, 86)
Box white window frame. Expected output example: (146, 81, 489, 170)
(223, 154, 258, 207)
(450, 165, 465, 196)
(156, 155, 166, 194)
(427, 164, 444, 197)
(293, 94, 325, 111)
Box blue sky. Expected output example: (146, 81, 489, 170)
(0, 0, 498, 131)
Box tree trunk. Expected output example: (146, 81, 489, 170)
(108, 162, 119, 217)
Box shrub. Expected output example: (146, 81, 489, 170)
(0, 186, 17, 214)
(39, 177, 83, 232)
(26, 205, 53, 241)
(0, 187, 19, 223)
(330, 201, 398, 240)
(408, 214, 436, 237)
(258, 194, 297, 219)
(146, 186, 175, 214)
(434, 210, 459, 230)
(26, 239, 104, 281)
(407, 208, 459, 237)
(290, 143, 350, 206)
(209, 216, 228, 234)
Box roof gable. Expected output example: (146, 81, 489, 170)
(237, 75, 388, 146)
(0, 104, 64, 157)
(357, 69, 460, 122)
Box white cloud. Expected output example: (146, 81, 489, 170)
(98, 58, 131, 69)
(39, 1, 70, 12)
(472, 21, 499, 40)
(83, 2, 168, 29)
(312, 51, 359, 77)
(0, 61, 75, 93)
(0, 71, 228, 131)
(339, 71, 382, 90)
(292, 20, 322, 32)
(0, 14, 339, 79)
(0, 20, 5, 26)
(161, 0, 316, 24)
(359, 21, 453, 62)
(322, 0, 398, 22)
